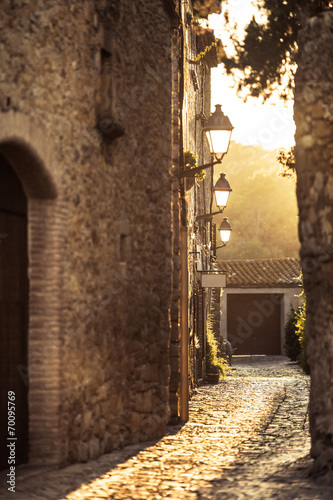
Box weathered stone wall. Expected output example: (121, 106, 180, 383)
(295, 11, 333, 470)
(169, 25, 181, 421)
(167, 1, 215, 415)
(1, 0, 174, 464)
(182, 11, 214, 390)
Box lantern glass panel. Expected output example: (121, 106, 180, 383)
(214, 190, 230, 209)
(206, 129, 232, 156)
(219, 229, 231, 242)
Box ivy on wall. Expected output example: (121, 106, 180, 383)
(184, 150, 205, 182)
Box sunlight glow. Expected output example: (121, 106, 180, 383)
(206, 129, 232, 156)
(209, 1, 296, 151)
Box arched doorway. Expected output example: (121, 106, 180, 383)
(0, 153, 29, 469)
(0, 112, 65, 467)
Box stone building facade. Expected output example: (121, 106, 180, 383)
(180, 22, 223, 394)
(181, 26, 217, 391)
(167, 3, 224, 416)
(295, 10, 333, 471)
(0, 0, 176, 468)
(0, 0, 223, 470)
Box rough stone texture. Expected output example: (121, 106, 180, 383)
(3, 356, 331, 499)
(168, 1, 219, 416)
(169, 25, 182, 421)
(295, 11, 333, 473)
(182, 15, 215, 392)
(0, 0, 175, 465)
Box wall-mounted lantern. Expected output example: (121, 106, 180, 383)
(204, 104, 234, 160)
(217, 217, 232, 247)
(196, 173, 232, 221)
(180, 104, 233, 178)
(213, 172, 232, 211)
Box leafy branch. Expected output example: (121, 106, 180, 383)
(221, 0, 333, 101)
(277, 146, 296, 180)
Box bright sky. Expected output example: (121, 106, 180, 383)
(208, 0, 295, 151)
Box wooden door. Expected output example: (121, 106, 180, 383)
(0, 153, 28, 470)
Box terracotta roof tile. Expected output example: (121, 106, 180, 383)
(216, 258, 302, 288)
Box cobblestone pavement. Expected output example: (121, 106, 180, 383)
(2, 356, 333, 499)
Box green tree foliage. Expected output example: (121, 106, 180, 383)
(193, 0, 222, 19)
(222, 0, 332, 101)
(277, 145, 296, 179)
(215, 141, 300, 259)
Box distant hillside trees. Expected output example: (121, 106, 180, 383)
(214, 142, 299, 259)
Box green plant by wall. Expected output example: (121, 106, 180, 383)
(206, 315, 227, 378)
(284, 298, 309, 375)
(184, 150, 197, 167)
(184, 149, 205, 182)
(284, 305, 301, 362)
(295, 298, 309, 374)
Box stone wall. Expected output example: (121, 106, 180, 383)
(180, 7, 215, 389)
(294, 11, 333, 470)
(167, 2, 216, 416)
(0, 0, 175, 465)
(169, 25, 181, 421)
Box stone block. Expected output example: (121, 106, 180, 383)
(81, 410, 93, 434)
(300, 135, 314, 149)
(78, 442, 89, 463)
(89, 437, 100, 460)
(169, 343, 180, 358)
(313, 119, 332, 138)
(169, 371, 180, 393)
(133, 390, 155, 414)
(170, 356, 179, 373)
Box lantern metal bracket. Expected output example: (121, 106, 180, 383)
(195, 208, 225, 222)
(179, 157, 223, 178)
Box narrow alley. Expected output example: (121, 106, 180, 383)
(2, 356, 332, 500)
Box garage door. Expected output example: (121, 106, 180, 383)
(227, 293, 282, 355)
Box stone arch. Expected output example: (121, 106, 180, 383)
(0, 112, 67, 466)
(0, 112, 59, 199)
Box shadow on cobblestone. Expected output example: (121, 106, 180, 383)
(2, 356, 333, 499)
(196, 356, 333, 499)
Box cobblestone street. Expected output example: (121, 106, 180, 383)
(2, 356, 333, 499)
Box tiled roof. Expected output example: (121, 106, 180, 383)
(216, 258, 302, 289)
